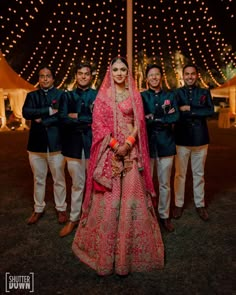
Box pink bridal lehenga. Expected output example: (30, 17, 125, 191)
(72, 62, 164, 276)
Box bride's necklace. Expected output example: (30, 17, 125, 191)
(115, 89, 128, 103)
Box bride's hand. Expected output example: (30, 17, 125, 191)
(115, 144, 129, 157)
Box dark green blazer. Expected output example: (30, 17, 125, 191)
(59, 87, 97, 159)
(141, 89, 179, 157)
(174, 86, 214, 146)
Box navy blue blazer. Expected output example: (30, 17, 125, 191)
(22, 87, 64, 153)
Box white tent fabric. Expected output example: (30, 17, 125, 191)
(211, 76, 236, 115)
(0, 50, 35, 130)
(8, 89, 29, 130)
(0, 88, 9, 130)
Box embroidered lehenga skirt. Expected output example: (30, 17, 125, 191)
(72, 160, 164, 276)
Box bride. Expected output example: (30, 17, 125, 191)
(72, 57, 164, 276)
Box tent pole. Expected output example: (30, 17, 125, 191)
(0, 89, 10, 131)
(127, 0, 133, 72)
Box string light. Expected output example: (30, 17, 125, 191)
(1, 0, 44, 55)
(0, 0, 235, 89)
(133, 0, 235, 88)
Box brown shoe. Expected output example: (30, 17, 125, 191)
(27, 212, 44, 225)
(57, 211, 68, 224)
(160, 218, 175, 232)
(59, 221, 79, 238)
(173, 206, 183, 219)
(196, 207, 209, 221)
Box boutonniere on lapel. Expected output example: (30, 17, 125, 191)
(199, 95, 206, 105)
(162, 99, 171, 114)
(51, 99, 59, 109)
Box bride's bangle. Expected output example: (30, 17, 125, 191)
(109, 138, 119, 151)
(125, 135, 136, 147)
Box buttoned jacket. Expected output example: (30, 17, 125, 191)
(22, 87, 63, 152)
(59, 87, 97, 159)
(174, 85, 214, 146)
(141, 89, 179, 157)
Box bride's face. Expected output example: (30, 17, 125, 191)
(111, 60, 128, 85)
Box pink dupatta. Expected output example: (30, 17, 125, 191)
(82, 59, 155, 217)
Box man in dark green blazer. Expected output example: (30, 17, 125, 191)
(59, 63, 97, 237)
(173, 64, 214, 221)
(141, 64, 179, 232)
(23, 66, 67, 225)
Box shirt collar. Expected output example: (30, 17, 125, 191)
(183, 85, 197, 91)
(40, 85, 54, 93)
(76, 87, 90, 93)
(148, 88, 163, 94)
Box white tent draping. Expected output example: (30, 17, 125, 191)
(211, 76, 236, 115)
(0, 50, 35, 131)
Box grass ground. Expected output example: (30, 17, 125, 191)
(0, 119, 235, 295)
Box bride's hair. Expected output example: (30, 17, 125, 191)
(111, 57, 129, 68)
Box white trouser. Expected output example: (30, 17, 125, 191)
(174, 145, 208, 208)
(28, 151, 67, 213)
(151, 156, 174, 219)
(66, 154, 88, 222)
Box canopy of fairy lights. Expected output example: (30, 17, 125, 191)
(0, 0, 235, 90)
